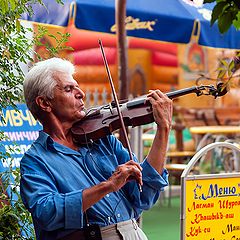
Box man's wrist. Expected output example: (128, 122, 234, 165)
(101, 180, 115, 194)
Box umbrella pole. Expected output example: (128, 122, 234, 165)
(115, 4, 142, 229)
(115, 0, 129, 146)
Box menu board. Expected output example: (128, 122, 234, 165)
(183, 174, 240, 240)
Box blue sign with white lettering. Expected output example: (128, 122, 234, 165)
(0, 104, 41, 237)
(0, 104, 42, 171)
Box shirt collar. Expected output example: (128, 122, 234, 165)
(36, 131, 82, 155)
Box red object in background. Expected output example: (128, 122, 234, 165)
(152, 51, 178, 67)
(66, 27, 117, 51)
(72, 47, 116, 65)
(128, 38, 177, 55)
(66, 27, 177, 55)
(66, 25, 178, 67)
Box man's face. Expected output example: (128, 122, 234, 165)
(50, 73, 86, 124)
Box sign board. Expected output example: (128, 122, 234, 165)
(0, 104, 42, 171)
(183, 174, 240, 240)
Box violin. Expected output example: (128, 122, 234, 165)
(71, 83, 228, 145)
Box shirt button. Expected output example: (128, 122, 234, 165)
(106, 194, 110, 197)
(117, 213, 121, 218)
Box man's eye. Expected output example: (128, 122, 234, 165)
(65, 86, 72, 92)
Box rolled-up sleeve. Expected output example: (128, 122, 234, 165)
(65, 191, 84, 228)
(20, 160, 84, 231)
(141, 159, 169, 191)
(109, 135, 169, 211)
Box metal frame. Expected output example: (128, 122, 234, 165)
(180, 141, 240, 240)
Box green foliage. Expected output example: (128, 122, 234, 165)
(233, 10, 240, 29)
(201, 0, 240, 93)
(0, 0, 71, 239)
(0, 168, 35, 239)
(0, 1, 35, 111)
(196, 52, 240, 94)
(216, 52, 240, 85)
(33, 25, 72, 61)
(204, 0, 240, 33)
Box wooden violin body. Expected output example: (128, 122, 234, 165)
(72, 98, 153, 144)
(71, 84, 227, 144)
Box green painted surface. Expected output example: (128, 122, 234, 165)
(143, 197, 180, 240)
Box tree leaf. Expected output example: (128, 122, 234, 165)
(217, 69, 226, 79)
(15, 19, 21, 32)
(218, 11, 234, 33)
(229, 60, 235, 71)
(9, 0, 16, 10)
(211, 2, 228, 26)
(0, 0, 9, 14)
(233, 11, 240, 29)
(220, 59, 228, 67)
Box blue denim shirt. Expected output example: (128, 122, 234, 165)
(20, 131, 168, 239)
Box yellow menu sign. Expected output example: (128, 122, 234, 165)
(184, 174, 240, 240)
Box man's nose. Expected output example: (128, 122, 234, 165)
(75, 88, 85, 99)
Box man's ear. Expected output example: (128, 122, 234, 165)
(35, 96, 52, 113)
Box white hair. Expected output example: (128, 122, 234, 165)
(23, 57, 75, 119)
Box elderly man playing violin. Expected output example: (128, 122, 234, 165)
(20, 57, 173, 240)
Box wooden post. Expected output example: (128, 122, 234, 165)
(115, 0, 129, 146)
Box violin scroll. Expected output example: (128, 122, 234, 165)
(194, 82, 229, 98)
